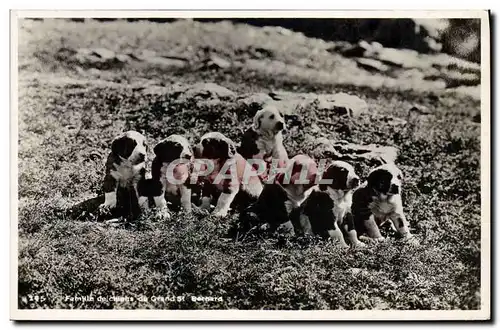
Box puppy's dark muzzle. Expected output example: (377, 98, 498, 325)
(349, 177, 360, 189)
(389, 184, 400, 194)
(135, 153, 146, 164)
(193, 145, 203, 158)
(182, 153, 193, 160)
(275, 121, 285, 131)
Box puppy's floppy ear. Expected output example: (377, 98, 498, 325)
(317, 165, 332, 191)
(253, 111, 263, 130)
(153, 141, 167, 156)
(111, 137, 123, 156)
(367, 169, 384, 188)
(225, 138, 236, 158)
(111, 135, 136, 158)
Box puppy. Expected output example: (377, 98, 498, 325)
(298, 160, 363, 247)
(99, 130, 148, 219)
(149, 134, 194, 219)
(351, 163, 412, 241)
(238, 105, 288, 178)
(194, 132, 263, 218)
(239, 154, 318, 237)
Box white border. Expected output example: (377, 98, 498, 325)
(10, 9, 491, 321)
(14, 9, 489, 19)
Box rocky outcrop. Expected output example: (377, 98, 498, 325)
(309, 137, 399, 166)
(238, 91, 368, 117)
(56, 47, 189, 70)
(333, 41, 481, 90)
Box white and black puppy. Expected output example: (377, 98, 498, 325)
(351, 163, 412, 241)
(194, 132, 263, 218)
(297, 160, 362, 247)
(238, 105, 288, 170)
(100, 130, 148, 218)
(239, 154, 318, 237)
(148, 134, 194, 219)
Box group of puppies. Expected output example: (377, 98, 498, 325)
(99, 105, 412, 247)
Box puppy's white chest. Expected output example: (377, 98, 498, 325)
(159, 162, 185, 196)
(333, 199, 350, 222)
(369, 199, 395, 219)
(256, 138, 275, 156)
(326, 188, 352, 222)
(284, 186, 312, 213)
(111, 161, 143, 187)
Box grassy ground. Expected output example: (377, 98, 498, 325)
(17, 19, 481, 310)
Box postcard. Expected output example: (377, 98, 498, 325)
(10, 9, 490, 321)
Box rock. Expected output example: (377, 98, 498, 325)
(356, 58, 390, 72)
(125, 49, 188, 68)
(442, 72, 481, 88)
(311, 139, 398, 166)
(409, 106, 432, 116)
(143, 56, 188, 68)
(238, 91, 367, 117)
(317, 93, 368, 117)
(444, 86, 480, 100)
(175, 83, 236, 100)
(142, 85, 171, 95)
(334, 40, 373, 57)
(432, 54, 480, 74)
(238, 92, 274, 108)
(91, 48, 116, 60)
(267, 91, 315, 115)
(132, 49, 157, 60)
(310, 138, 344, 159)
(115, 54, 131, 63)
(375, 48, 427, 69)
(69, 48, 126, 69)
(250, 46, 274, 59)
(202, 55, 231, 69)
(334, 143, 398, 165)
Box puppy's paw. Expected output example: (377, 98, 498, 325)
(213, 209, 229, 218)
(358, 235, 372, 243)
(259, 223, 270, 231)
(98, 203, 115, 215)
(338, 241, 350, 249)
(359, 235, 385, 244)
(276, 221, 295, 238)
(351, 241, 367, 249)
(155, 207, 171, 220)
(200, 197, 212, 210)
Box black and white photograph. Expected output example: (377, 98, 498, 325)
(10, 10, 490, 320)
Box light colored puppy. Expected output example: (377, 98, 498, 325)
(238, 105, 288, 177)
